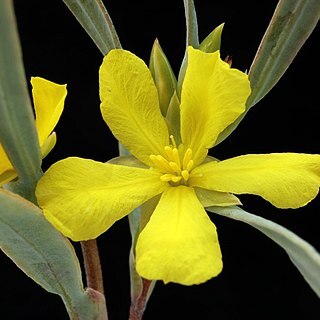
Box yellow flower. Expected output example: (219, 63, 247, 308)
(36, 47, 320, 285)
(0, 77, 67, 186)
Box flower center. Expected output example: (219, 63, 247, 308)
(150, 136, 194, 186)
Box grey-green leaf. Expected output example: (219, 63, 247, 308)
(149, 39, 177, 116)
(177, 0, 199, 97)
(199, 23, 224, 53)
(0, 190, 107, 319)
(165, 91, 181, 144)
(63, 0, 121, 56)
(183, 0, 199, 48)
(0, 0, 42, 200)
(215, 0, 320, 145)
(248, 0, 320, 108)
(208, 205, 320, 298)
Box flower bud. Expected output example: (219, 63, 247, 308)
(149, 39, 177, 116)
(199, 23, 224, 53)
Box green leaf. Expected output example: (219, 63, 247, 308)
(183, 0, 199, 48)
(208, 205, 320, 298)
(165, 91, 181, 145)
(248, 0, 320, 108)
(177, 0, 199, 97)
(63, 0, 121, 55)
(149, 39, 177, 116)
(215, 0, 320, 145)
(177, 53, 187, 99)
(199, 23, 224, 53)
(0, 190, 107, 319)
(0, 0, 42, 200)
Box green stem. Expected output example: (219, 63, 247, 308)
(81, 239, 105, 295)
(129, 279, 152, 320)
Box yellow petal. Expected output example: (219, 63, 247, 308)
(139, 194, 161, 232)
(0, 144, 16, 185)
(0, 170, 17, 186)
(180, 47, 251, 166)
(99, 49, 169, 166)
(190, 153, 320, 209)
(32, 77, 67, 147)
(40, 132, 57, 159)
(195, 187, 242, 207)
(136, 186, 222, 285)
(36, 157, 167, 241)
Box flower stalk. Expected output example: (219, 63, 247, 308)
(129, 279, 153, 320)
(81, 239, 105, 295)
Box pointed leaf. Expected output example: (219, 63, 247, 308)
(248, 0, 320, 108)
(0, 190, 107, 319)
(199, 23, 224, 53)
(208, 205, 320, 298)
(149, 39, 177, 116)
(215, 0, 320, 145)
(165, 91, 181, 144)
(177, 0, 199, 97)
(177, 52, 188, 99)
(63, 0, 121, 55)
(183, 0, 199, 48)
(0, 0, 41, 199)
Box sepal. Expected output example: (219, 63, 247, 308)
(149, 39, 177, 116)
(199, 23, 224, 53)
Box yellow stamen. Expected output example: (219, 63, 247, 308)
(160, 174, 174, 182)
(170, 135, 177, 149)
(186, 159, 194, 172)
(183, 148, 193, 170)
(169, 161, 181, 173)
(150, 144, 194, 186)
(172, 148, 181, 168)
(149, 154, 157, 162)
(164, 146, 181, 169)
(171, 176, 182, 183)
(164, 146, 173, 159)
(181, 170, 189, 181)
(150, 154, 172, 172)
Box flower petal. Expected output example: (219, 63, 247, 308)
(99, 49, 169, 166)
(190, 153, 320, 209)
(0, 145, 16, 185)
(0, 145, 13, 173)
(0, 170, 17, 186)
(31, 77, 67, 147)
(180, 47, 251, 166)
(195, 187, 242, 207)
(41, 132, 57, 159)
(36, 157, 167, 241)
(136, 186, 222, 285)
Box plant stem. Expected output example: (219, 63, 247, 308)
(81, 239, 104, 294)
(129, 279, 152, 320)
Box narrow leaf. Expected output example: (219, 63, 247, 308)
(215, 0, 320, 145)
(149, 39, 177, 116)
(63, 0, 121, 55)
(199, 23, 224, 53)
(248, 0, 320, 108)
(0, 190, 107, 319)
(208, 205, 320, 298)
(165, 91, 181, 145)
(183, 0, 199, 48)
(177, 0, 199, 97)
(0, 0, 42, 199)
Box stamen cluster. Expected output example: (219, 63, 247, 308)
(150, 136, 194, 186)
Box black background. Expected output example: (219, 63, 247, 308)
(1, 0, 320, 319)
